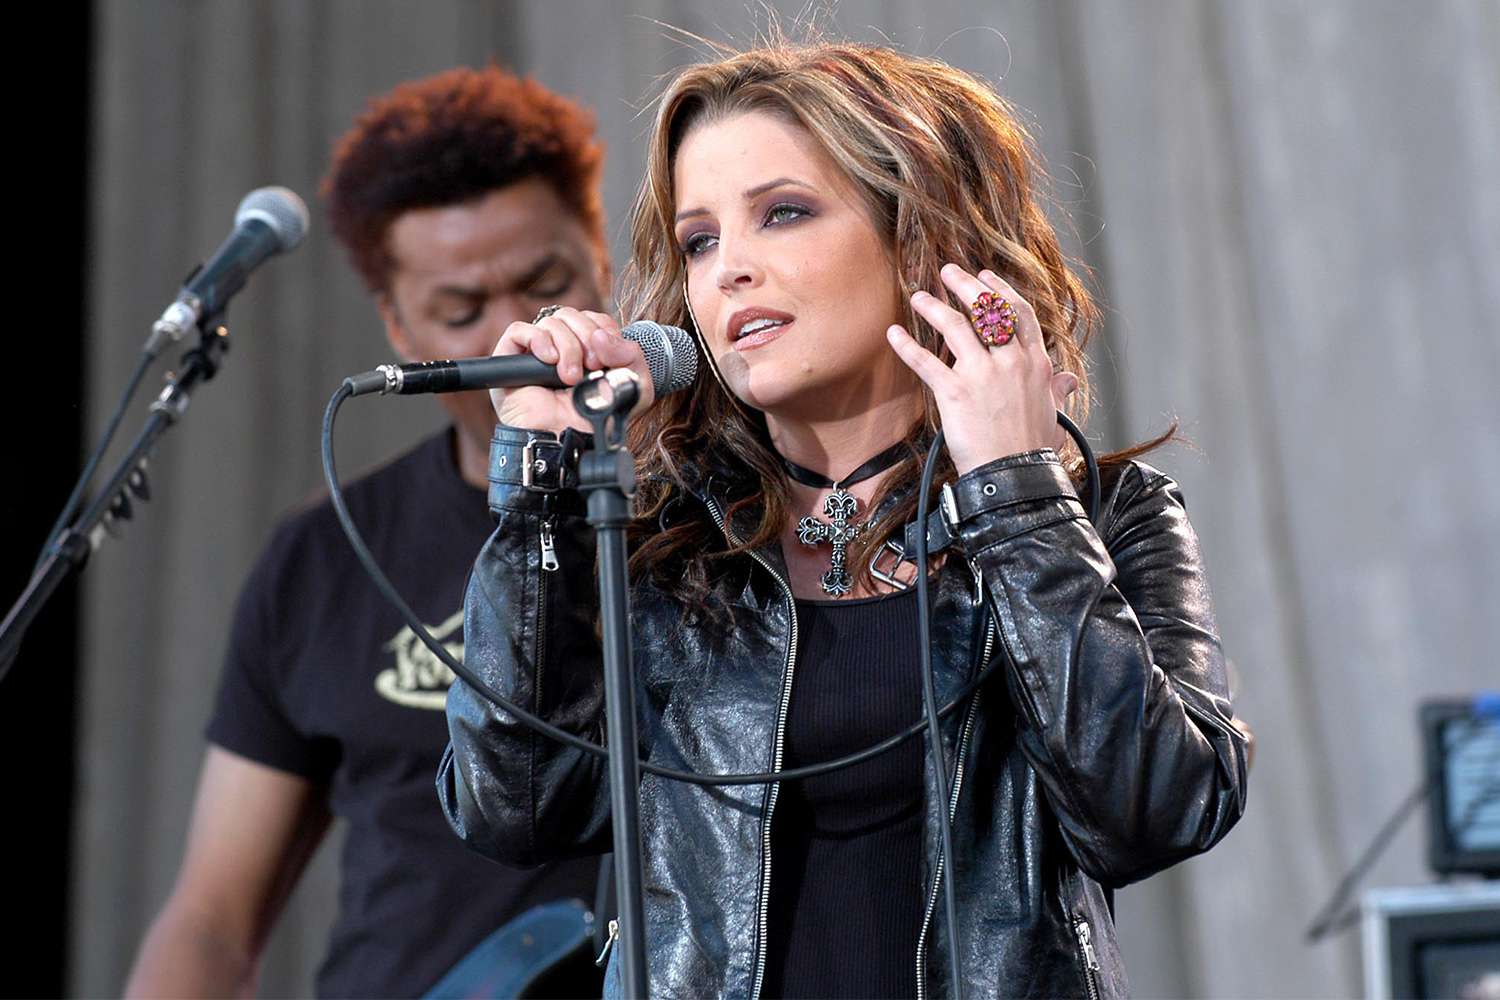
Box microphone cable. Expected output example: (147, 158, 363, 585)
(323, 379, 1100, 994)
(914, 430, 962, 995)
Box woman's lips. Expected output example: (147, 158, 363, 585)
(732, 319, 793, 351)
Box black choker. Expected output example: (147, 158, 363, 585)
(780, 441, 910, 596)
(778, 440, 910, 492)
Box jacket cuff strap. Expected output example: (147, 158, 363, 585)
(940, 449, 1079, 530)
(487, 424, 593, 515)
(889, 451, 1076, 564)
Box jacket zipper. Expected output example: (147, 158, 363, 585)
(914, 614, 995, 1000)
(703, 496, 800, 1000)
(539, 517, 559, 572)
(535, 516, 556, 709)
(1073, 913, 1101, 1000)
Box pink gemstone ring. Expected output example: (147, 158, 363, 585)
(969, 290, 1018, 347)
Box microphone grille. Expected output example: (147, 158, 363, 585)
(236, 186, 310, 252)
(621, 321, 699, 396)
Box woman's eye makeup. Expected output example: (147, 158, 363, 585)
(678, 201, 815, 257)
(764, 201, 812, 226)
(680, 230, 717, 257)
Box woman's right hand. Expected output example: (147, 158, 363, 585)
(489, 308, 654, 435)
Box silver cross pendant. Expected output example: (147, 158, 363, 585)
(796, 489, 865, 596)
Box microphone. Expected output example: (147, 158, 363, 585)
(148, 186, 310, 353)
(344, 320, 699, 399)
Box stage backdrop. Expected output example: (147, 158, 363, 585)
(73, 1, 1499, 996)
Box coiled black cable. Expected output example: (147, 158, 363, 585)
(324, 379, 1100, 995)
(324, 383, 1094, 783)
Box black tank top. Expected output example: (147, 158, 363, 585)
(762, 585, 925, 999)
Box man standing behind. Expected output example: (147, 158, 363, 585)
(126, 66, 610, 998)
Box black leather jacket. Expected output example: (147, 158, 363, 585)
(440, 432, 1249, 999)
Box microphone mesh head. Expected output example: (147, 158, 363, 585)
(236, 186, 310, 251)
(622, 321, 699, 396)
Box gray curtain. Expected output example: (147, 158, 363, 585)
(74, 1, 1500, 996)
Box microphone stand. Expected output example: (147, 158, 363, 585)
(571, 370, 649, 998)
(0, 323, 232, 682)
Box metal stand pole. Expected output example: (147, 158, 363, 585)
(573, 370, 648, 998)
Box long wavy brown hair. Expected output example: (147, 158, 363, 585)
(619, 39, 1173, 607)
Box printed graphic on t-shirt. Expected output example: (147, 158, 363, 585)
(375, 609, 463, 710)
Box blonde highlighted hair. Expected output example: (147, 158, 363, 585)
(620, 38, 1172, 605)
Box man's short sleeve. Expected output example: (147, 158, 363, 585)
(205, 520, 339, 782)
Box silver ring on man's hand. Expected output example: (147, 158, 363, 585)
(534, 304, 565, 323)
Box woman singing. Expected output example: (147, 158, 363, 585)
(440, 39, 1248, 998)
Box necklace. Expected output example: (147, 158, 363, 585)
(782, 440, 910, 596)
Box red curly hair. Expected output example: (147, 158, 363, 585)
(323, 65, 606, 293)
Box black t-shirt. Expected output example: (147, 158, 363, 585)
(206, 429, 599, 998)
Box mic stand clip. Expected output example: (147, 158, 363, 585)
(0, 322, 232, 682)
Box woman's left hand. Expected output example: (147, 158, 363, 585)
(887, 263, 1079, 476)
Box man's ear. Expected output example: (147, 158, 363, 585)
(377, 293, 414, 362)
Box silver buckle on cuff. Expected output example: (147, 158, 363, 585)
(520, 439, 559, 492)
